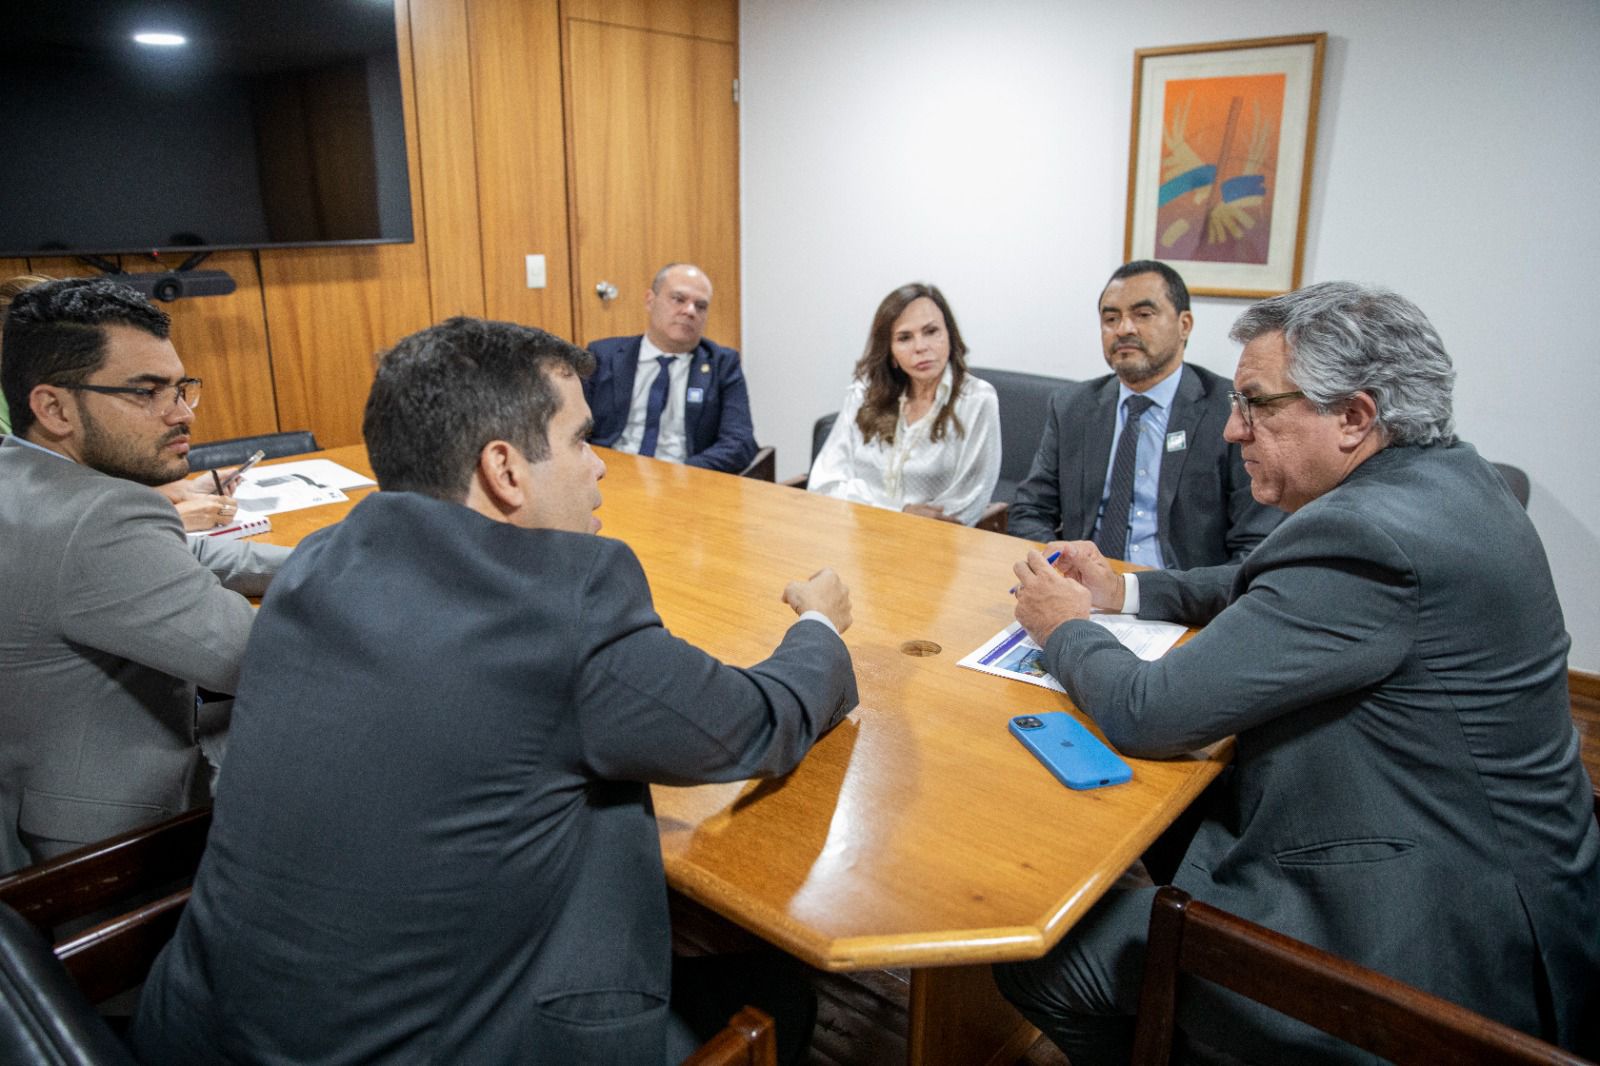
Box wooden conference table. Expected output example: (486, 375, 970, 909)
(256, 444, 1231, 1066)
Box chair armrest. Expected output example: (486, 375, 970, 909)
(680, 1006, 777, 1066)
(975, 501, 1008, 534)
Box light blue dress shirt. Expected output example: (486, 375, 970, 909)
(1095, 369, 1183, 569)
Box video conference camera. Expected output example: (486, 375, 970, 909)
(105, 269, 238, 303)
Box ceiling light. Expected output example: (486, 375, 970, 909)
(133, 32, 187, 47)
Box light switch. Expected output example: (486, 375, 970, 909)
(525, 254, 547, 289)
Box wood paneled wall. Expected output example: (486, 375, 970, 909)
(3, 0, 729, 449)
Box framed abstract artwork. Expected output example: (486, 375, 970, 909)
(1124, 33, 1326, 298)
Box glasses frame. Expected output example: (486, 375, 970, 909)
(1228, 389, 1303, 431)
(58, 377, 203, 413)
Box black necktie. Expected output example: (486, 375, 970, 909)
(638, 355, 674, 458)
(1094, 394, 1156, 561)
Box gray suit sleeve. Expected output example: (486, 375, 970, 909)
(1008, 392, 1067, 543)
(189, 538, 293, 597)
(1044, 506, 1414, 757)
(57, 486, 257, 694)
(1135, 564, 1240, 626)
(572, 543, 858, 783)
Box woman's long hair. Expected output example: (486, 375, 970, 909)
(851, 282, 969, 446)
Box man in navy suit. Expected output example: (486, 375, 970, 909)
(584, 263, 758, 473)
(1009, 260, 1280, 567)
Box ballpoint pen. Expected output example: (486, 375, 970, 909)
(1010, 549, 1062, 595)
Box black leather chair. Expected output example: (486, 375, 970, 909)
(1492, 461, 1531, 509)
(0, 903, 140, 1066)
(739, 445, 776, 482)
(967, 367, 1070, 510)
(186, 429, 320, 471)
(784, 369, 1071, 533)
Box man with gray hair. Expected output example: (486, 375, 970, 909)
(998, 282, 1600, 1063)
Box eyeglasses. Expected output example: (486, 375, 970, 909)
(1228, 389, 1302, 430)
(59, 377, 203, 413)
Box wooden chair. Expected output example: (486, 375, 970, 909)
(1131, 886, 1594, 1066)
(681, 1007, 777, 1066)
(0, 807, 211, 1007)
(0, 806, 211, 940)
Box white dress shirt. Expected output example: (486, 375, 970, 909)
(614, 336, 691, 463)
(807, 366, 1001, 526)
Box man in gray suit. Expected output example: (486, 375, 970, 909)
(1009, 260, 1280, 567)
(998, 282, 1600, 1062)
(133, 317, 859, 1065)
(0, 278, 280, 873)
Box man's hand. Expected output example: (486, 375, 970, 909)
(902, 503, 957, 523)
(174, 495, 242, 531)
(1045, 540, 1125, 612)
(1012, 550, 1092, 646)
(158, 471, 241, 530)
(158, 469, 235, 505)
(783, 568, 853, 633)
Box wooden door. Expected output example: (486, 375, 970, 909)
(563, 6, 740, 348)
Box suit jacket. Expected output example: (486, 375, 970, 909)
(132, 491, 858, 1066)
(1044, 442, 1600, 1056)
(584, 335, 758, 473)
(1008, 362, 1279, 565)
(0, 438, 261, 873)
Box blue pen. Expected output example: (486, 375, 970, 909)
(1010, 549, 1062, 595)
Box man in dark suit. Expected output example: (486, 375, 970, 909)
(1009, 260, 1279, 567)
(998, 283, 1600, 1063)
(132, 317, 858, 1065)
(0, 278, 280, 873)
(584, 262, 757, 474)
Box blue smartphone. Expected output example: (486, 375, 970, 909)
(1009, 713, 1132, 790)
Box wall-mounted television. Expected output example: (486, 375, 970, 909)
(0, 0, 414, 260)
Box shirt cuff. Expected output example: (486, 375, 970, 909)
(1122, 573, 1141, 615)
(798, 610, 839, 636)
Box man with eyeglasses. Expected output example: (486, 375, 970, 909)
(998, 282, 1599, 1063)
(0, 277, 282, 873)
(1010, 259, 1281, 568)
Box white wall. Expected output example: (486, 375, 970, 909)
(739, 0, 1600, 670)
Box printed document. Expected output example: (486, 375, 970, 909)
(234, 460, 376, 517)
(958, 615, 1187, 694)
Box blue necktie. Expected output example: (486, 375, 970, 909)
(638, 355, 674, 458)
(1094, 394, 1156, 561)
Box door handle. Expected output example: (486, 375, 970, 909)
(595, 281, 619, 303)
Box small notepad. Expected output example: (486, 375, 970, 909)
(186, 515, 272, 542)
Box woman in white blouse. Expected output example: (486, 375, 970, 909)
(807, 283, 1001, 525)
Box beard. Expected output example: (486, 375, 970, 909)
(78, 404, 189, 487)
(1106, 340, 1179, 385)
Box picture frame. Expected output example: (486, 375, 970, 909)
(1124, 33, 1326, 298)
